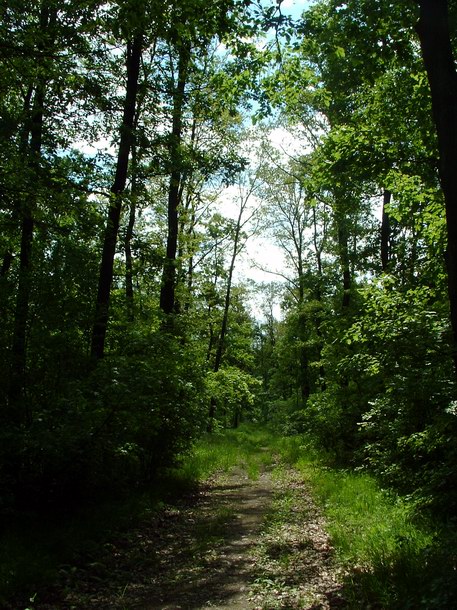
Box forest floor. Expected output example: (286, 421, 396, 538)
(30, 455, 346, 610)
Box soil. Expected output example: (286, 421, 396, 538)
(32, 463, 345, 610)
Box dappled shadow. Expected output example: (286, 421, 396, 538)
(31, 467, 348, 610)
(138, 472, 274, 609)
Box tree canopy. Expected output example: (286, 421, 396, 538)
(2, 0, 457, 564)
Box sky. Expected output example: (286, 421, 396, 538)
(219, 125, 310, 321)
(279, 0, 311, 20)
(235, 127, 305, 281)
(231, 0, 317, 319)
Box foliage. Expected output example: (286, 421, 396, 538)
(2, 0, 457, 603)
(278, 435, 457, 610)
(0, 0, 266, 517)
(179, 423, 276, 481)
(0, 424, 275, 604)
(0, 329, 207, 512)
(206, 366, 261, 428)
(254, 0, 457, 527)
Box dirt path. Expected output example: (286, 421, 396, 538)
(35, 463, 345, 610)
(141, 468, 275, 610)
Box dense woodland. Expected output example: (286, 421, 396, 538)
(2, 0, 457, 549)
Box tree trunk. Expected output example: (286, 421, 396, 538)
(8, 3, 55, 414)
(213, 223, 240, 374)
(297, 250, 310, 400)
(1, 251, 13, 277)
(124, 145, 138, 322)
(311, 207, 326, 390)
(159, 43, 190, 316)
(338, 221, 351, 308)
(90, 35, 142, 359)
(381, 189, 391, 272)
(312, 207, 323, 300)
(207, 212, 242, 432)
(124, 196, 136, 322)
(415, 0, 457, 375)
(9, 208, 35, 415)
(206, 243, 221, 364)
(298, 311, 311, 400)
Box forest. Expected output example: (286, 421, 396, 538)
(2, 0, 457, 608)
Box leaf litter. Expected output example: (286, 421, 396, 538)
(27, 463, 346, 609)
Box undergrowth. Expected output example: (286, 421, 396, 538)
(3, 425, 456, 610)
(277, 435, 457, 610)
(0, 471, 193, 607)
(178, 423, 276, 482)
(0, 423, 273, 606)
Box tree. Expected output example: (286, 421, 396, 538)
(415, 0, 457, 375)
(90, 21, 144, 359)
(0, 0, 265, 510)
(252, 0, 454, 473)
(8, 0, 55, 415)
(159, 40, 191, 316)
(158, 0, 256, 320)
(207, 171, 260, 429)
(3, 0, 93, 414)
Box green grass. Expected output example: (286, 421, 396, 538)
(0, 424, 275, 607)
(277, 436, 457, 610)
(5, 425, 455, 610)
(178, 423, 277, 482)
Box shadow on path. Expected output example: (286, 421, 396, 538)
(140, 470, 273, 609)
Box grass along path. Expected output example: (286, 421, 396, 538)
(250, 465, 344, 609)
(9, 426, 448, 609)
(25, 429, 344, 610)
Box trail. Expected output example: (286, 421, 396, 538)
(141, 468, 274, 610)
(34, 462, 345, 610)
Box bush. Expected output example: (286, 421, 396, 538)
(0, 328, 207, 511)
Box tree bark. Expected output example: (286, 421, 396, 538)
(415, 0, 457, 374)
(124, 196, 136, 322)
(381, 189, 391, 272)
(338, 221, 351, 308)
(1, 251, 13, 277)
(312, 206, 323, 300)
(8, 3, 56, 414)
(207, 211, 243, 432)
(90, 35, 142, 359)
(298, 310, 311, 400)
(311, 207, 326, 390)
(213, 221, 241, 374)
(296, 243, 310, 400)
(124, 145, 138, 322)
(159, 43, 190, 316)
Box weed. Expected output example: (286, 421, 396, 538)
(277, 435, 457, 609)
(179, 423, 277, 482)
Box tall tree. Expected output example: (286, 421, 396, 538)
(159, 41, 191, 316)
(90, 32, 143, 359)
(207, 174, 260, 428)
(381, 189, 392, 272)
(8, 0, 57, 415)
(415, 0, 457, 375)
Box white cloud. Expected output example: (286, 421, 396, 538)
(279, 0, 311, 19)
(267, 125, 309, 158)
(240, 236, 287, 283)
